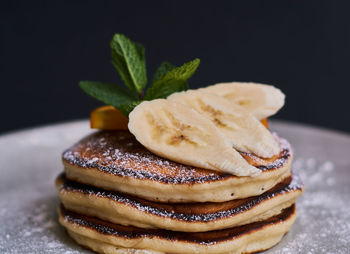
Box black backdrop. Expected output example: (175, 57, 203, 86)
(2, 1, 350, 134)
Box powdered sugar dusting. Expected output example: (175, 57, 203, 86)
(60, 173, 302, 222)
(0, 185, 84, 254)
(270, 158, 350, 253)
(60, 205, 296, 246)
(1, 120, 349, 253)
(63, 131, 227, 183)
(62, 131, 290, 184)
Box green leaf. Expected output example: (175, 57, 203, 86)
(145, 58, 200, 100)
(110, 34, 147, 94)
(151, 61, 175, 84)
(134, 42, 146, 62)
(148, 79, 189, 99)
(79, 81, 137, 109)
(119, 100, 143, 116)
(111, 50, 134, 92)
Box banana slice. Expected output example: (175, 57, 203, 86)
(168, 90, 280, 158)
(198, 82, 285, 120)
(128, 99, 261, 177)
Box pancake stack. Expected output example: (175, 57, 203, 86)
(57, 130, 303, 254)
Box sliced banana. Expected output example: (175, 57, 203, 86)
(128, 99, 261, 177)
(168, 90, 280, 158)
(198, 82, 285, 120)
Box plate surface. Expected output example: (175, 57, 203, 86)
(0, 120, 349, 254)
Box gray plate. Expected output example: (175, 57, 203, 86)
(0, 120, 349, 254)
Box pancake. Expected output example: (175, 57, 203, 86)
(56, 172, 303, 232)
(58, 204, 297, 254)
(67, 231, 163, 254)
(62, 131, 292, 203)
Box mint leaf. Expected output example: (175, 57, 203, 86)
(154, 58, 200, 84)
(134, 42, 146, 63)
(146, 79, 188, 99)
(79, 81, 137, 109)
(145, 58, 200, 99)
(119, 100, 143, 116)
(110, 34, 147, 94)
(151, 61, 175, 84)
(79, 33, 201, 118)
(111, 50, 134, 92)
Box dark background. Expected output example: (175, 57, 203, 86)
(1, 1, 350, 134)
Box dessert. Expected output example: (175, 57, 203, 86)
(57, 33, 303, 253)
(57, 173, 302, 232)
(62, 131, 292, 203)
(59, 204, 296, 254)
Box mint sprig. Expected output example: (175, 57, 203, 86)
(79, 81, 138, 108)
(145, 59, 200, 100)
(151, 61, 175, 83)
(79, 33, 200, 116)
(118, 101, 143, 116)
(110, 34, 147, 93)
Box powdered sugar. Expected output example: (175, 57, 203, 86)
(62, 131, 290, 184)
(0, 120, 349, 253)
(62, 131, 226, 184)
(60, 173, 302, 222)
(60, 204, 296, 246)
(0, 184, 84, 254)
(270, 158, 350, 254)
